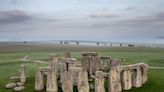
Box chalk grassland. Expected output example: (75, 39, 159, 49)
(0, 42, 164, 92)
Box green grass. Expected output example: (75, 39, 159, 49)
(0, 43, 164, 92)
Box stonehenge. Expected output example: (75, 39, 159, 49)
(4, 52, 149, 92)
(34, 52, 148, 92)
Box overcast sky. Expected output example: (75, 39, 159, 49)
(0, 0, 164, 43)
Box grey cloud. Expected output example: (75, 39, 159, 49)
(0, 10, 31, 25)
(123, 7, 139, 11)
(35, 18, 58, 22)
(156, 36, 164, 39)
(118, 12, 164, 26)
(155, 12, 164, 21)
(90, 14, 118, 18)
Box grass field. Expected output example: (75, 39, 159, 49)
(0, 42, 164, 92)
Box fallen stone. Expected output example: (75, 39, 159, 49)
(13, 86, 25, 91)
(10, 76, 29, 80)
(17, 82, 24, 86)
(10, 76, 20, 80)
(6, 83, 17, 89)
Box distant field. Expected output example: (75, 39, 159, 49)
(0, 42, 164, 92)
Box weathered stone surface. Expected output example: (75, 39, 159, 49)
(82, 56, 90, 72)
(69, 67, 83, 86)
(121, 70, 132, 90)
(61, 71, 73, 92)
(49, 60, 62, 79)
(64, 58, 76, 71)
(110, 59, 120, 69)
(35, 70, 44, 91)
(13, 86, 25, 91)
(60, 63, 67, 72)
(60, 63, 67, 77)
(109, 68, 122, 92)
(5, 83, 17, 89)
(10, 76, 29, 80)
(100, 56, 111, 60)
(10, 76, 20, 80)
(82, 52, 98, 56)
(78, 71, 89, 92)
(141, 64, 149, 84)
(91, 56, 101, 75)
(132, 67, 143, 88)
(95, 71, 105, 92)
(82, 52, 100, 75)
(17, 82, 24, 86)
(20, 65, 26, 83)
(46, 68, 58, 92)
(100, 56, 111, 71)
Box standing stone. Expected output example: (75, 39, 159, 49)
(49, 61, 56, 71)
(89, 56, 93, 75)
(61, 71, 73, 92)
(49, 60, 60, 79)
(81, 52, 98, 75)
(121, 70, 132, 90)
(141, 64, 149, 84)
(82, 56, 90, 72)
(59, 63, 68, 83)
(78, 71, 89, 92)
(60, 63, 67, 76)
(69, 67, 83, 86)
(91, 56, 101, 75)
(109, 68, 122, 92)
(20, 65, 26, 83)
(132, 67, 142, 88)
(100, 56, 111, 71)
(95, 71, 105, 92)
(35, 70, 44, 91)
(46, 68, 58, 92)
